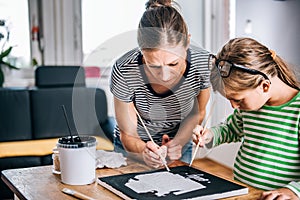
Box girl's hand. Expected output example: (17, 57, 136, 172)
(142, 141, 167, 168)
(192, 125, 213, 147)
(259, 188, 298, 200)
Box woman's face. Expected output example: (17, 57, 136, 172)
(225, 86, 269, 111)
(142, 46, 187, 88)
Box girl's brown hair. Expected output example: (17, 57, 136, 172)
(137, 0, 189, 50)
(211, 37, 300, 93)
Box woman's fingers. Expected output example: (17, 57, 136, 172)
(162, 134, 170, 145)
(156, 145, 167, 159)
(143, 146, 161, 167)
(165, 140, 182, 160)
(143, 141, 168, 168)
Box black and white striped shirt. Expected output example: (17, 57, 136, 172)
(110, 45, 210, 145)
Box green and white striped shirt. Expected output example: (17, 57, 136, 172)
(211, 92, 300, 197)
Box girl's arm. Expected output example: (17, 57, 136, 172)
(210, 109, 245, 147)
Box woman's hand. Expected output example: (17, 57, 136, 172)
(259, 187, 298, 200)
(192, 125, 213, 146)
(161, 134, 183, 161)
(142, 141, 167, 168)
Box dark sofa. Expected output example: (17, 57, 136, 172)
(0, 66, 115, 199)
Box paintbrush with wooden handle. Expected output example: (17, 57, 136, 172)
(189, 100, 215, 167)
(133, 107, 170, 171)
(62, 188, 95, 200)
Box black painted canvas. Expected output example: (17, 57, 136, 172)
(97, 166, 248, 200)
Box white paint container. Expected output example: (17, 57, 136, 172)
(57, 136, 97, 185)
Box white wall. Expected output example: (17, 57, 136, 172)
(177, 0, 205, 47)
(235, 0, 300, 68)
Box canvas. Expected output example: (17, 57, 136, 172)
(97, 166, 248, 200)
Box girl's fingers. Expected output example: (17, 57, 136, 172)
(192, 134, 198, 144)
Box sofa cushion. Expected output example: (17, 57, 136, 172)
(35, 66, 86, 88)
(30, 87, 109, 139)
(0, 88, 32, 142)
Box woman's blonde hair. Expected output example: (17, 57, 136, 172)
(211, 37, 300, 93)
(137, 0, 188, 50)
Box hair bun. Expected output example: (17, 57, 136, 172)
(269, 49, 276, 60)
(145, 0, 172, 9)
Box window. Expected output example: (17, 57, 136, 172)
(0, 0, 31, 68)
(81, 0, 145, 69)
(81, 0, 145, 116)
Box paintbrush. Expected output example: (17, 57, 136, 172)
(62, 188, 95, 200)
(133, 107, 170, 172)
(189, 100, 215, 167)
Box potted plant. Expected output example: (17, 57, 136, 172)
(0, 19, 19, 87)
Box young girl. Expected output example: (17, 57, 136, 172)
(193, 37, 300, 200)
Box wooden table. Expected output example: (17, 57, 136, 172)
(1, 158, 262, 200)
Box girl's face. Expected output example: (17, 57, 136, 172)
(225, 86, 269, 111)
(142, 46, 187, 87)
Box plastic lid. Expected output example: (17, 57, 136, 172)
(57, 136, 97, 148)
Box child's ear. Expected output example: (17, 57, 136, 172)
(261, 80, 271, 92)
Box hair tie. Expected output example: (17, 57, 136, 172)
(269, 49, 276, 59)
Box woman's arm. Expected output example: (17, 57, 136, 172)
(175, 88, 210, 145)
(114, 97, 145, 153)
(114, 97, 167, 167)
(167, 88, 211, 160)
(197, 88, 211, 125)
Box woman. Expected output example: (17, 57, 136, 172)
(110, 0, 210, 168)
